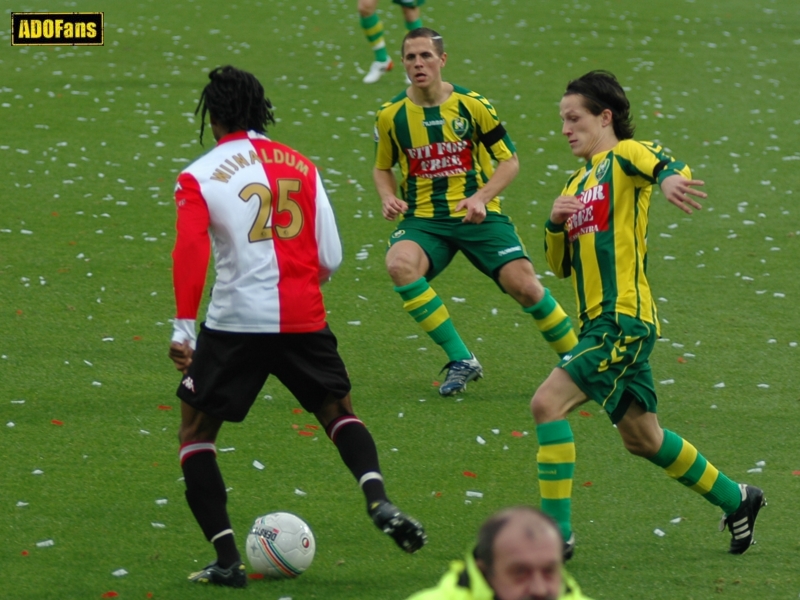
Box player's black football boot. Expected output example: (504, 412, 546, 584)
(188, 560, 247, 587)
(369, 500, 427, 553)
(719, 483, 766, 554)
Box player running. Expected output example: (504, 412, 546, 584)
(532, 70, 765, 559)
(359, 0, 424, 84)
(373, 27, 578, 397)
(169, 66, 426, 588)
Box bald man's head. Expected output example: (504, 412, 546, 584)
(474, 507, 563, 600)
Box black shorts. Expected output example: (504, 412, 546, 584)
(176, 323, 352, 422)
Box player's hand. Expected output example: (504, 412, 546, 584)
(456, 195, 487, 224)
(169, 340, 193, 374)
(549, 195, 585, 225)
(660, 175, 705, 214)
(382, 195, 408, 221)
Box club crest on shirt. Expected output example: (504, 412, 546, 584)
(451, 117, 469, 139)
(392, 229, 406, 239)
(595, 158, 611, 181)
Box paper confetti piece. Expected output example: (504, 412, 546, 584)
(476, 436, 486, 445)
(7, 422, 15, 428)
(465, 490, 483, 498)
(746, 467, 762, 473)
(151, 523, 166, 529)
(32, 469, 43, 475)
(305, 424, 319, 430)
(298, 431, 314, 437)
(51, 419, 63, 426)
(579, 410, 592, 417)
(36, 539, 55, 547)
(248, 573, 265, 580)
(21, 550, 29, 556)
(157, 405, 172, 410)
(670, 517, 683, 524)
(294, 488, 307, 496)
(582, 481, 593, 487)
(155, 498, 168, 505)
(677, 356, 687, 364)
(253, 460, 265, 470)
(660, 379, 675, 385)
(292, 408, 303, 414)
(219, 447, 235, 453)
(755, 461, 766, 467)
(463, 471, 477, 478)
(111, 569, 128, 577)
(713, 382, 725, 388)
(511, 431, 524, 437)
(654, 528, 666, 537)
(101, 592, 119, 599)
(793, 471, 800, 476)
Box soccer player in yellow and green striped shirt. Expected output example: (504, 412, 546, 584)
(532, 70, 765, 559)
(373, 27, 578, 397)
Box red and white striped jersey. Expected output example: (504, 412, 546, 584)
(171, 130, 342, 346)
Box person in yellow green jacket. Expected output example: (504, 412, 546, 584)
(407, 506, 592, 600)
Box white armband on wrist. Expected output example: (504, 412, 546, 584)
(171, 318, 197, 349)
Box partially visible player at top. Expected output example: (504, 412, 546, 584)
(373, 28, 578, 396)
(532, 70, 765, 559)
(359, 0, 424, 83)
(169, 65, 426, 588)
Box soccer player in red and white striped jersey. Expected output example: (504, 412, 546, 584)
(169, 66, 426, 588)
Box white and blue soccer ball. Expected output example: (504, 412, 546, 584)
(245, 512, 316, 578)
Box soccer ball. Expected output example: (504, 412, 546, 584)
(245, 512, 316, 578)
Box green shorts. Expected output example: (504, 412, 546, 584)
(393, 0, 424, 7)
(388, 214, 529, 287)
(559, 313, 658, 424)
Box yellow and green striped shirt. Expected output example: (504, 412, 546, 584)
(374, 85, 516, 219)
(544, 139, 692, 332)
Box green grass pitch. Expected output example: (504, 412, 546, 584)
(1, 0, 799, 598)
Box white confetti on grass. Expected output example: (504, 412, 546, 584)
(32, 469, 43, 475)
(17, 501, 29, 507)
(713, 382, 725, 388)
(112, 568, 128, 577)
(476, 436, 486, 445)
(155, 498, 168, 506)
(36, 539, 55, 548)
(466, 490, 484, 498)
(151, 522, 166, 529)
(294, 488, 307, 496)
(654, 528, 666, 537)
(252, 460, 265, 470)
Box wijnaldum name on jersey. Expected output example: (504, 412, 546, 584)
(209, 147, 310, 183)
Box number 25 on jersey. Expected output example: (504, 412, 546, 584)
(239, 179, 304, 243)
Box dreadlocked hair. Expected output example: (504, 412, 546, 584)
(195, 65, 275, 145)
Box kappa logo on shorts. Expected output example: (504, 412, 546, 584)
(595, 158, 611, 181)
(392, 229, 406, 239)
(182, 376, 196, 393)
(451, 117, 469, 139)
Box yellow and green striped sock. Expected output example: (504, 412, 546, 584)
(536, 419, 576, 541)
(395, 278, 470, 362)
(647, 429, 741, 514)
(360, 13, 388, 62)
(524, 288, 578, 358)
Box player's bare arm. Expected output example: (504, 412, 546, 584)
(549, 195, 585, 225)
(660, 175, 706, 214)
(455, 154, 519, 224)
(374, 167, 409, 220)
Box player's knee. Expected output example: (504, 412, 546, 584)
(386, 254, 420, 285)
(622, 435, 659, 458)
(357, 0, 376, 17)
(530, 391, 560, 424)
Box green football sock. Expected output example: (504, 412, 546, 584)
(360, 13, 388, 62)
(647, 429, 742, 514)
(524, 288, 579, 358)
(395, 277, 471, 362)
(536, 420, 576, 541)
(405, 18, 422, 31)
